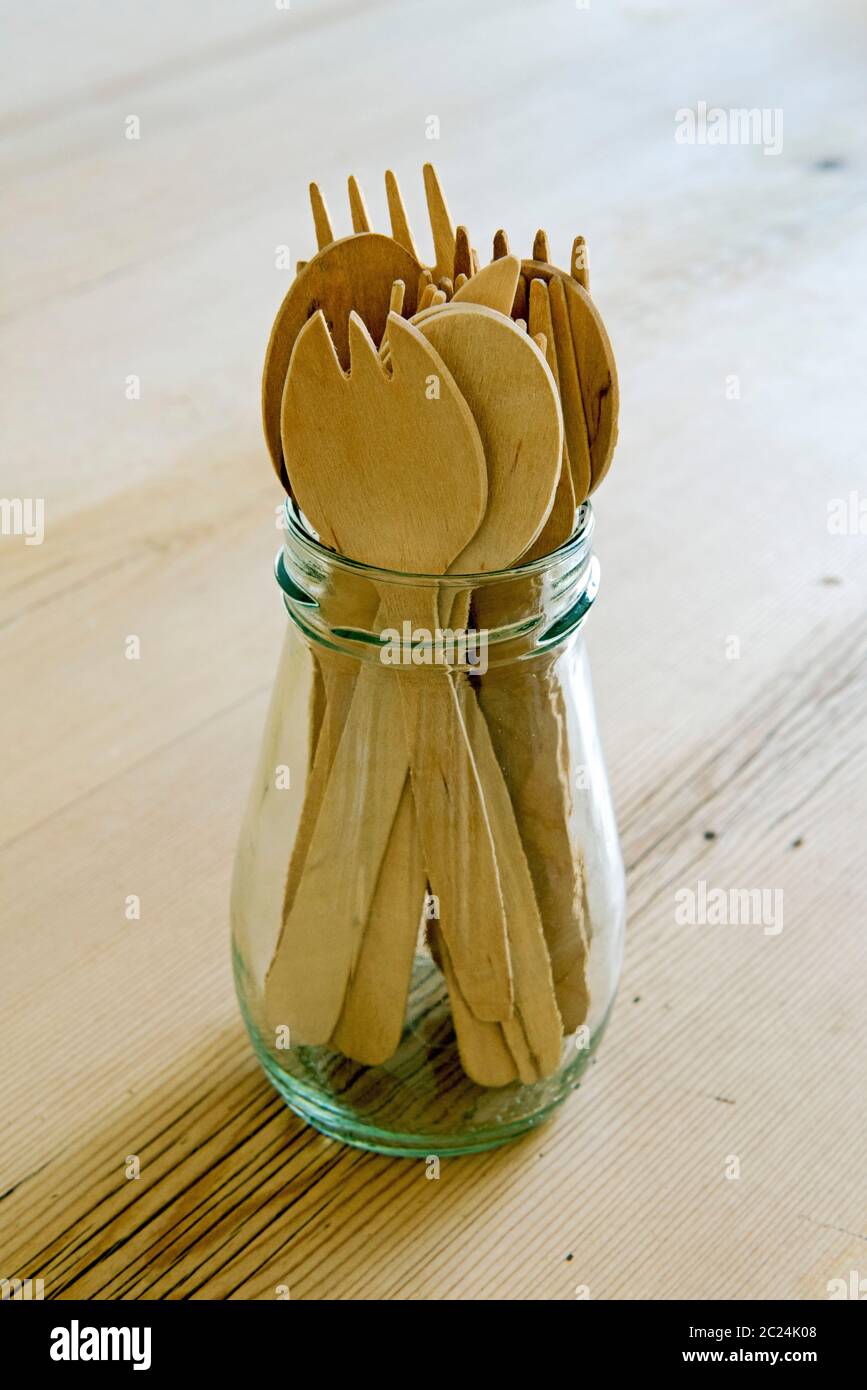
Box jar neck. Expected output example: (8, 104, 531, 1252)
(276, 499, 599, 669)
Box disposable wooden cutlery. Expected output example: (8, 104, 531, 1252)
(264, 166, 463, 915)
(257, 164, 622, 1088)
(262, 164, 459, 485)
(523, 277, 577, 559)
(378, 299, 567, 1081)
(265, 310, 514, 1044)
(298, 300, 566, 1080)
(521, 238, 619, 495)
(262, 233, 421, 485)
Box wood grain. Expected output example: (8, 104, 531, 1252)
(2, 0, 867, 1302)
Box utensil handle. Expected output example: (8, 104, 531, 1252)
(433, 588, 564, 1080)
(264, 663, 408, 1044)
(455, 680, 564, 1079)
(334, 590, 566, 1079)
(264, 588, 515, 1042)
(378, 588, 514, 1024)
(331, 777, 428, 1065)
(476, 659, 590, 1033)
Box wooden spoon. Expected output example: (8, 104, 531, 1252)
(343, 283, 555, 1075)
(265, 311, 513, 1043)
(335, 265, 521, 1067)
(316, 305, 568, 1075)
(264, 189, 423, 909)
(492, 234, 610, 1033)
(271, 168, 455, 1046)
(442, 262, 589, 1052)
(390, 303, 565, 1082)
(415, 305, 561, 569)
(469, 256, 600, 1036)
(507, 285, 589, 1028)
(418, 306, 564, 1080)
(271, 166, 458, 949)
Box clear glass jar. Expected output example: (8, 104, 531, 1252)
(231, 499, 625, 1156)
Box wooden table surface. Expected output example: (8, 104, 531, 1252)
(2, 0, 866, 1301)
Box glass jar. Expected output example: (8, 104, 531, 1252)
(231, 499, 625, 1156)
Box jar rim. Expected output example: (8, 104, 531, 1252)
(281, 496, 594, 586)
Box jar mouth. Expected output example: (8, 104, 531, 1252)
(282, 496, 594, 586)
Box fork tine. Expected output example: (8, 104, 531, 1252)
(348, 310, 385, 382)
(454, 225, 473, 280)
(309, 183, 334, 250)
(454, 272, 469, 292)
(528, 278, 560, 387)
(422, 163, 456, 280)
(348, 175, 372, 233)
(471, 247, 480, 274)
(385, 170, 420, 260)
(492, 229, 510, 260)
(533, 228, 551, 263)
(417, 268, 433, 302)
(438, 276, 454, 299)
(571, 235, 589, 290)
(389, 279, 406, 315)
(528, 278, 574, 506)
(513, 273, 528, 320)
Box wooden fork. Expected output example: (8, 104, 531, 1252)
(307, 164, 458, 282)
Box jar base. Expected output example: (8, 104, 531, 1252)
(239, 959, 614, 1157)
(256, 1045, 574, 1156)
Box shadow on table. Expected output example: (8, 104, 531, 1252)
(8, 1018, 555, 1298)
